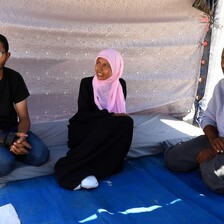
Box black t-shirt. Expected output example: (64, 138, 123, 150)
(0, 67, 30, 130)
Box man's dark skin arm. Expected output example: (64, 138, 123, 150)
(10, 99, 31, 155)
(197, 125, 224, 163)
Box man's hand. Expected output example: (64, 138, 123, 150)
(10, 132, 31, 155)
(209, 137, 224, 153)
(197, 148, 218, 164)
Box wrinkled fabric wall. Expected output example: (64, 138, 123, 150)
(202, 0, 224, 107)
(193, 0, 224, 124)
(0, 0, 208, 122)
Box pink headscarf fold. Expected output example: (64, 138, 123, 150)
(92, 48, 126, 113)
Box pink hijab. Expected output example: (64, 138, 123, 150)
(92, 48, 126, 113)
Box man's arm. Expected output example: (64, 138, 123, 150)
(10, 99, 31, 155)
(0, 131, 19, 147)
(197, 125, 224, 163)
(15, 99, 30, 134)
(203, 125, 224, 153)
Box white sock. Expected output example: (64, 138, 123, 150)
(81, 175, 99, 189)
(73, 184, 81, 190)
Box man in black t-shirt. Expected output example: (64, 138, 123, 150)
(0, 34, 49, 177)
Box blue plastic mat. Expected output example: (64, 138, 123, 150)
(0, 155, 224, 224)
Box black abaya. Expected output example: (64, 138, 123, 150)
(55, 77, 133, 190)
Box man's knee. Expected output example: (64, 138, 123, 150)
(164, 144, 183, 171)
(26, 132, 49, 166)
(28, 146, 49, 166)
(201, 160, 224, 194)
(202, 172, 224, 194)
(0, 159, 16, 177)
(164, 142, 199, 172)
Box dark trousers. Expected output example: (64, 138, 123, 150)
(165, 135, 224, 194)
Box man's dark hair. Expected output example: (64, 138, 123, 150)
(0, 34, 9, 52)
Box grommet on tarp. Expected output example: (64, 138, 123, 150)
(196, 95, 203, 101)
(199, 77, 205, 83)
(201, 59, 207, 65)
(203, 40, 208, 47)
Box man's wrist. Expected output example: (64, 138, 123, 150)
(0, 131, 19, 148)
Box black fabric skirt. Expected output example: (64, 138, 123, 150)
(54, 114, 133, 190)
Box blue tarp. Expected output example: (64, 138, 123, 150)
(0, 155, 223, 224)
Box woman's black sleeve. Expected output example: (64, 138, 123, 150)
(77, 78, 93, 112)
(120, 78, 127, 99)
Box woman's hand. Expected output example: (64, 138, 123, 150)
(197, 148, 218, 164)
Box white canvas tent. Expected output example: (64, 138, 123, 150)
(197, 0, 224, 120)
(1, 0, 223, 123)
(1, 1, 224, 224)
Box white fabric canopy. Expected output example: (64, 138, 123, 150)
(200, 0, 224, 110)
(0, 0, 208, 122)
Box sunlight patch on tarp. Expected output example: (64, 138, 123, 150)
(78, 198, 182, 222)
(168, 199, 182, 205)
(79, 209, 114, 223)
(98, 209, 114, 215)
(79, 214, 97, 223)
(119, 205, 162, 215)
(103, 180, 113, 187)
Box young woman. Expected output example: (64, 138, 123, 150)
(55, 48, 133, 190)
